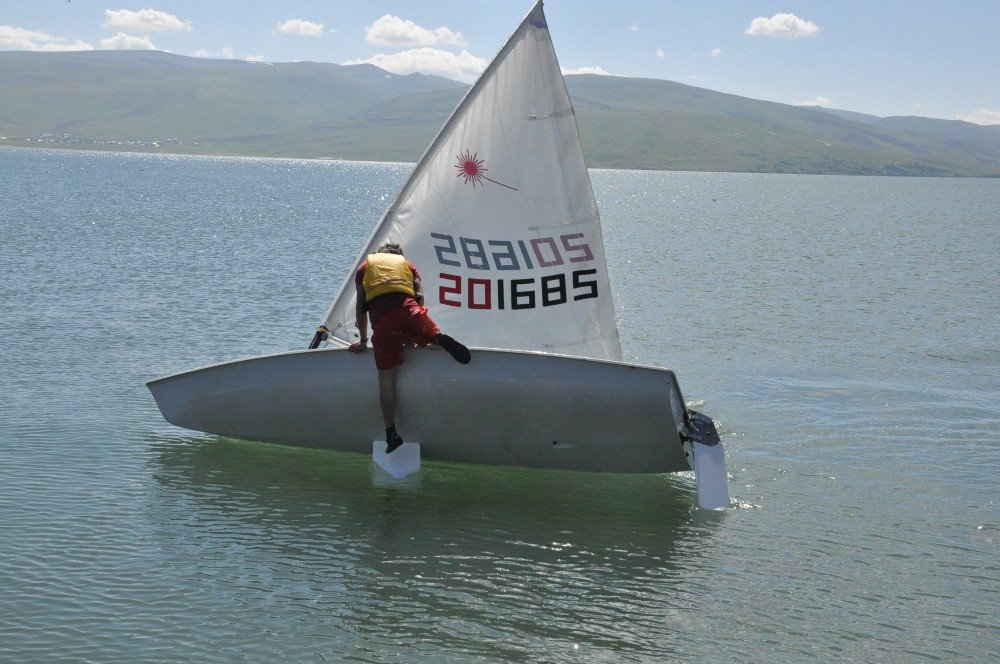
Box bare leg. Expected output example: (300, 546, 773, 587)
(377, 367, 398, 428)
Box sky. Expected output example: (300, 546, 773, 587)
(2, 0, 998, 124)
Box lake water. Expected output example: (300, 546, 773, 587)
(1, 147, 997, 662)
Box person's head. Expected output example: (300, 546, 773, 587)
(376, 242, 404, 256)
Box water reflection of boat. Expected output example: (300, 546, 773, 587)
(149, 434, 724, 655)
(150, 435, 713, 566)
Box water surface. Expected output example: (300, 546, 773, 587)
(1, 148, 997, 662)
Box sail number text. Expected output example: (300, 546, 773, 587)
(430, 232, 599, 310)
(431, 232, 594, 271)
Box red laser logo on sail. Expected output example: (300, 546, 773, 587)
(455, 150, 518, 190)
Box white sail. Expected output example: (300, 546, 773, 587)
(320, 0, 621, 362)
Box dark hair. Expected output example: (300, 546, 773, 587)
(376, 242, 404, 256)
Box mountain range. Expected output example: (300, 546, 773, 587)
(2, 50, 998, 177)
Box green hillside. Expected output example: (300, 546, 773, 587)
(0, 50, 462, 141)
(568, 77, 1000, 175)
(2, 50, 997, 177)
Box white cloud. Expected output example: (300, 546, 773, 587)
(0, 25, 93, 51)
(745, 13, 820, 39)
(955, 108, 1000, 125)
(792, 96, 833, 107)
(194, 46, 236, 59)
(656, 49, 665, 59)
(561, 65, 614, 76)
(101, 32, 157, 50)
(103, 9, 192, 33)
(346, 47, 485, 83)
(628, 26, 639, 32)
(246, 54, 265, 62)
(365, 15, 466, 47)
(711, 48, 722, 58)
(275, 18, 325, 37)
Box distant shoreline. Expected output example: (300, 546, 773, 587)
(0, 141, 414, 167)
(5, 142, 997, 178)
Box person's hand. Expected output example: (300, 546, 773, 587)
(349, 340, 368, 353)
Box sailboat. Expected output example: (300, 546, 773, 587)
(148, 1, 728, 506)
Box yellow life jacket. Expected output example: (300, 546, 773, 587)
(362, 253, 416, 302)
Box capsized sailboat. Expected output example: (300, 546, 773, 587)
(147, 1, 728, 503)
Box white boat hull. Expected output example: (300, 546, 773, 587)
(147, 347, 694, 473)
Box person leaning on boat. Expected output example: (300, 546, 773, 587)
(349, 242, 471, 453)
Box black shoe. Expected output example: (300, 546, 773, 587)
(436, 333, 471, 364)
(386, 426, 405, 454)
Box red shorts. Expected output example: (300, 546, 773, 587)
(371, 300, 441, 371)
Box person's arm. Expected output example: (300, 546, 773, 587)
(349, 281, 369, 352)
(413, 275, 425, 305)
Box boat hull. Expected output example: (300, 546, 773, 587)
(147, 347, 692, 473)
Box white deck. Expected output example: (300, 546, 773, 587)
(147, 347, 691, 474)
